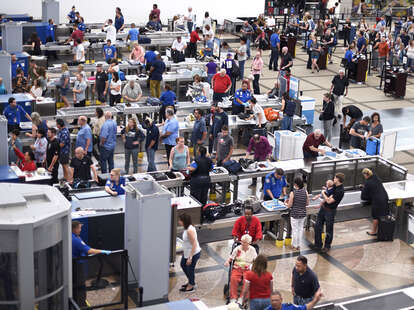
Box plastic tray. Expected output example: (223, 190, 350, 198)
(261, 200, 288, 212)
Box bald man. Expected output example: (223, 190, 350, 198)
(99, 111, 117, 173)
(76, 116, 93, 156)
(280, 46, 293, 73)
(70, 147, 98, 183)
(302, 129, 332, 160)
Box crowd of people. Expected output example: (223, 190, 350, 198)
(2, 4, 399, 309)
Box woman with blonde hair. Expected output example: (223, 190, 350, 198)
(361, 168, 389, 236)
(104, 168, 126, 196)
(26, 112, 48, 138)
(309, 34, 321, 73)
(241, 254, 273, 310)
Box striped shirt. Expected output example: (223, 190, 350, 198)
(290, 188, 308, 219)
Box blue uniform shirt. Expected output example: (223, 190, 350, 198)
(115, 16, 124, 31)
(78, 22, 86, 32)
(103, 45, 117, 61)
(160, 90, 176, 106)
(76, 124, 93, 152)
(72, 233, 90, 258)
(270, 33, 280, 48)
(3, 104, 26, 125)
(100, 119, 117, 150)
(46, 24, 55, 41)
(68, 11, 76, 23)
(129, 28, 139, 41)
(11, 61, 23, 79)
(265, 304, 306, 310)
(144, 50, 157, 65)
(263, 173, 287, 199)
(162, 117, 179, 146)
(105, 177, 126, 195)
(234, 89, 252, 106)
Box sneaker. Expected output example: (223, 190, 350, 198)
(321, 247, 330, 253)
(333, 118, 337, 126)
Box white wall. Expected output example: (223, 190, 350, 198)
(2, 0, 264, 25)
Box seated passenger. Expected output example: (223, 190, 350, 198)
(105, 168, 126, 196)
(224, 234, 258, 304)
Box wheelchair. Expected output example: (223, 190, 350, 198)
(223, 241, 260, 307)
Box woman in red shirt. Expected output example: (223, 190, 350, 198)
(241, 254, 273, 310)
(13, 145, 37, 172)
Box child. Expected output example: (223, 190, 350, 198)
(312, 179, 334, 207)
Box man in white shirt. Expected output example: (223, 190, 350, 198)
(172, 36, 187, 52)
(185, 7, 195, 33)
(102, 19, 117, 45)
(171, 36, 187, 63)
(203, 24, 214, 39)
(74, 39, 85, 63)
(249, 97, 266, 128)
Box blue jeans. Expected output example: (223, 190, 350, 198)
(187, 21, 193, 33)
(250, 298, 270, 310)
(269, 47, 279, 69)
(207, 73, 214, 85)
(239, 60, 245, 80)
(99, 147, 114, 174)
(180, 251, 201, 286)
(315, 207, 336, 249)
(125, 147, 139, 174)
(281, 115, 293, 130)
(246, 39, 251, 59)
(146, 147, 156, 172)
(294, 295, 313, 305)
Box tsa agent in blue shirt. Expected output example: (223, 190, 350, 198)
(103, 40, 117, 62)
(76, 120, 93, 154)
(72, 221, 110, 258)
(46, 19, 55, 41)
(3, 97, 32, 132)
(345, 48, 354, 64)
(78, 21, 86, 32)
(144, 48, 157, 68)
(265, 290, 322, 310)
(160, 110, 179, 159)
(233, 82, 251, 114)
(263, 168, 288, 201)
(159, 84, 177, 122)
(105, 169, 126, 196)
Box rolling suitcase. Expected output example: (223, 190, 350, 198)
(366, 137, 380, 155)
(377, 215, 395, 241)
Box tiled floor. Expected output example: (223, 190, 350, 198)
(80, 35, 414, 308)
